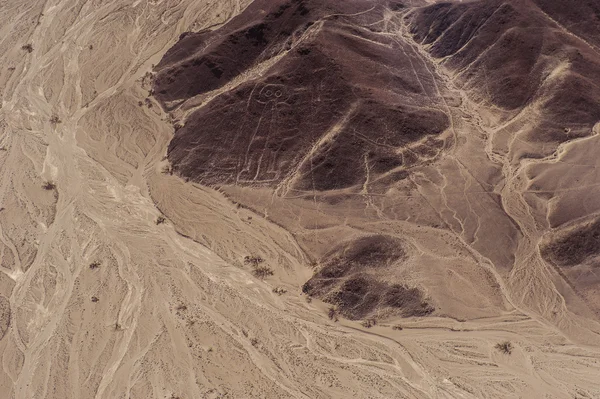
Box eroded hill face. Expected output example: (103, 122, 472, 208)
(153, 0, 600, 342)
(407, 0, 600, 148)
(407, 0, 600, 315)
(154, 0, 450, 191)
(302, 235, 434, 320)
(152, 0, 459, 318)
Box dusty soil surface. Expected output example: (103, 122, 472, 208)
(1, 0, 600, 398)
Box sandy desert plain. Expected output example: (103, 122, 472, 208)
(1, 0, 600, 398)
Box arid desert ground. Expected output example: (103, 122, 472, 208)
(1, 0, 600, 398)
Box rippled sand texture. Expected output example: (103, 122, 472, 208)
(1, 0, 600, 398)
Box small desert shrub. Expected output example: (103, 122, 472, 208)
(42, 181, 56, 190)
(49, 114, 61, 124)
(328, 306, 338, 322)
(392, 325, 403, 331)
(252, 265, 274, 279)
(244, 255, 264, 266)
(495, 341, 513, 355)
(250, 337, 259, 347)
(91, 296, 99, 303)
(21, 44, 33, 53)
(89, 261, 101, 270)
(361, 319, 377, 328)
(245, 255, 273, 278)
(176, 304, 187, 311)
(156, 215, 166, 225)
(272, 286, 287, 295)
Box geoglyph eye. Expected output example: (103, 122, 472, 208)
(257, 84, 287, 103)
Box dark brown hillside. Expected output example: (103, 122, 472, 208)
(407, 0, 600, 144)
(532, 0, 600, 48)
(409, 0, 548, 110)
(154, 0, 393, 106)
(302, 235, 433, 319)
(154, 0, 317, 105)
(541, 219, 600, 268)
(156, 0, 450, 191)
(540, 218, 600, 314)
